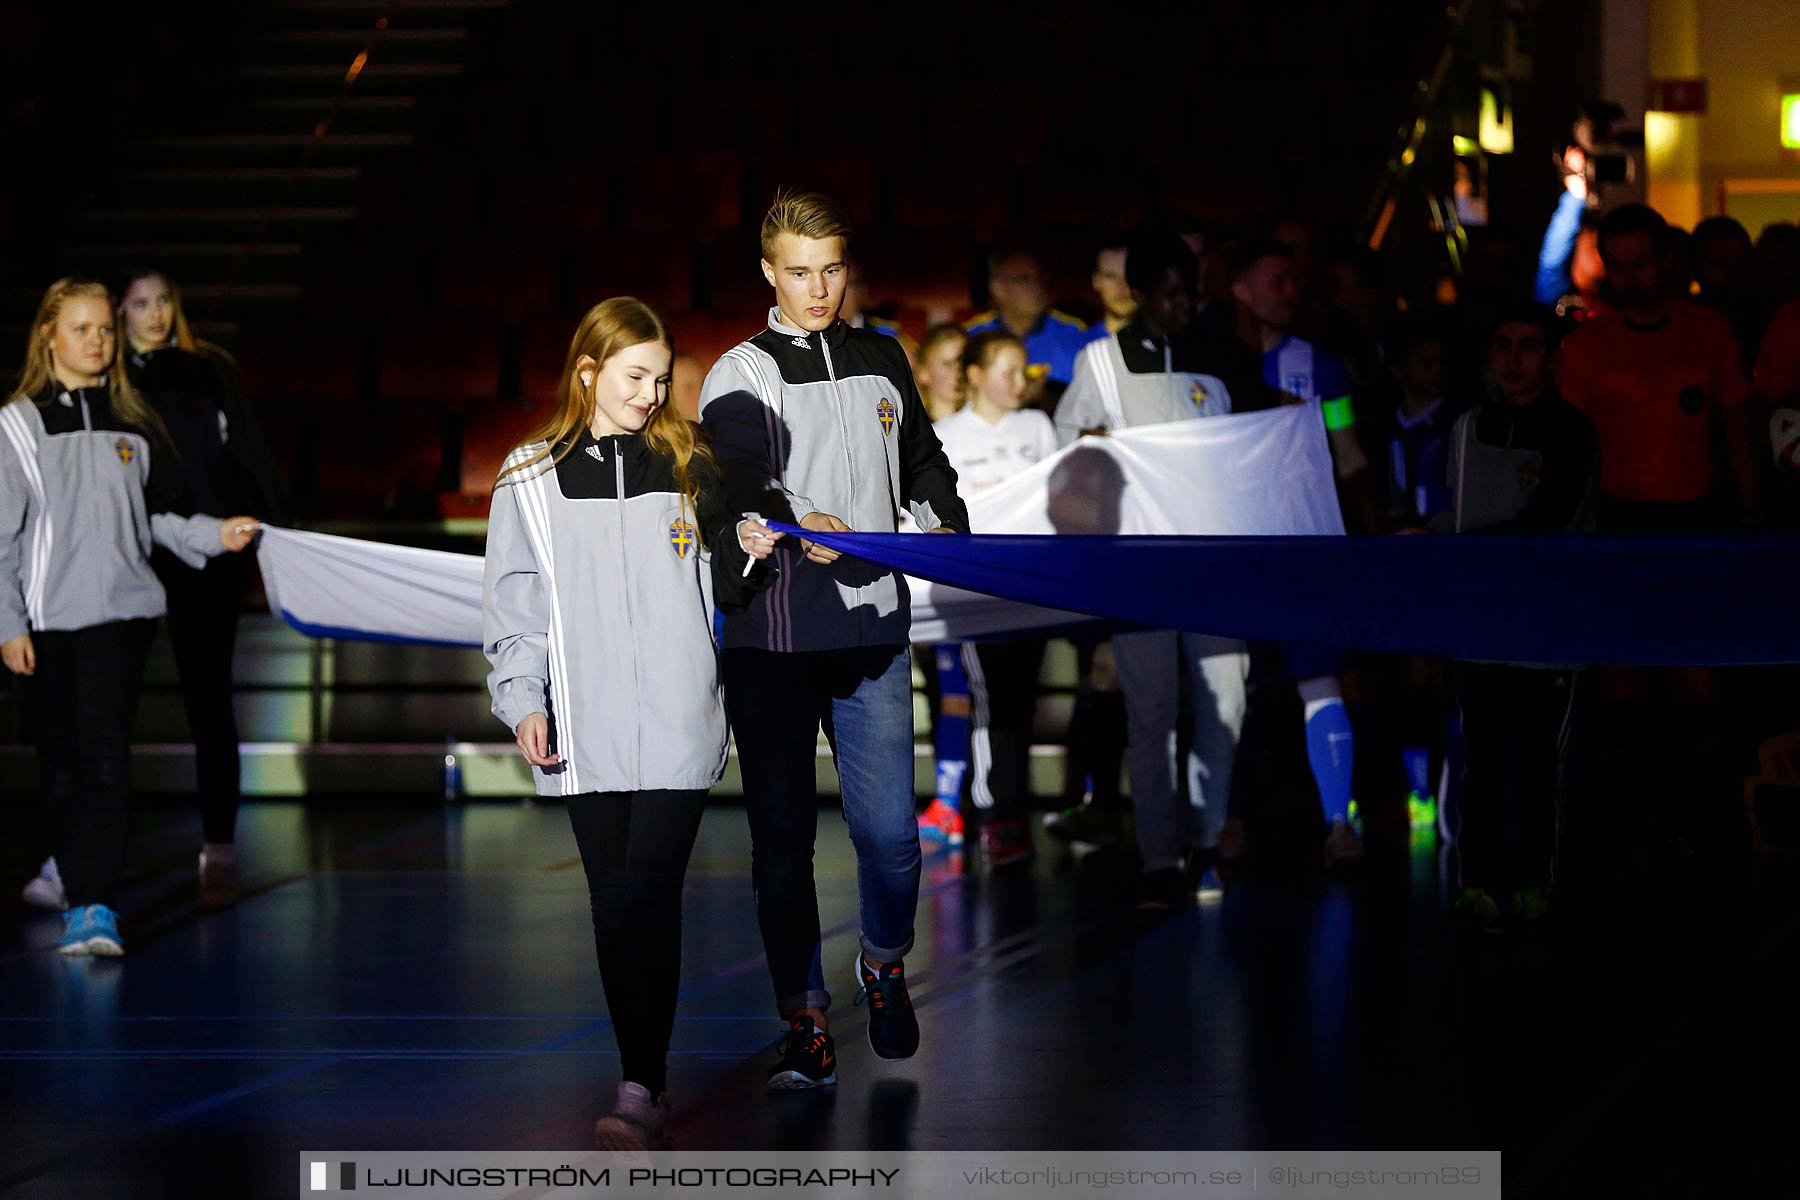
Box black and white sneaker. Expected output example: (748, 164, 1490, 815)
(766, 1015, 837, 1090)
(853, 952, 920, 1060)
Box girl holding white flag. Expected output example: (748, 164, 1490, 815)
(1, 278, 261, 956)
(481, 297, 780, 1151)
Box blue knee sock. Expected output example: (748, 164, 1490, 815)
(933, 646, 969, 806)
(1304, 697, 1355, 824)
(1402, 745, 1432, 798)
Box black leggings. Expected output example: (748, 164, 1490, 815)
(157, 553, 247, 844)
(961, 640, 1046, 823)
(566, 789, 708, 1096)
(28, 620, 155, 909)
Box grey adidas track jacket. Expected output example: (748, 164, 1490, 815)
(0, 384, 230, 644)
(482, 430, 767, 797)
(699, 308, 969, 653)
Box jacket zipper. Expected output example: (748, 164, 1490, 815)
(1163, 338, 1175, 417)
(614, 440, 643, 781)
(818, 333, 863, 637)
(819, 334, 857, 515)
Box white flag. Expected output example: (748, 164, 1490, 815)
(256, 405, 1343, 646)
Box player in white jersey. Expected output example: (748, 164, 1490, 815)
(933, 330, 1057, 871)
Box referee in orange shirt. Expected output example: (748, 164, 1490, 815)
(1556, 203, 1762, 532)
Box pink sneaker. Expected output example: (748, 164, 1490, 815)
(593, 1081, 669, 1151)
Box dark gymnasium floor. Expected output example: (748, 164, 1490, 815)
(2, 797, 1797, 1198)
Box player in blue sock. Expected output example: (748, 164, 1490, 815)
(1300, 676, 1361, 863)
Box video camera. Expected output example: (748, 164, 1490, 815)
(1563, 100, 1643, 190)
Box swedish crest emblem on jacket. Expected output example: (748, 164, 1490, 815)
(669, 519, 696, 559)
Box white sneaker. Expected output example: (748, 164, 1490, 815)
(592, 1081, 669, 1151)
(22, 857, 65, 911)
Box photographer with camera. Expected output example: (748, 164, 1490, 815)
(1535, 104, 1638, 317)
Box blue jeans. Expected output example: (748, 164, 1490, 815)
(723, 645, 921, 1017)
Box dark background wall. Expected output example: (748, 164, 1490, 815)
(0, 0, 1602, 521)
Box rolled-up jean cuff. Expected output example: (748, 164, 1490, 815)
(860, 932, 915, 963)
(778, 988, 833, 1019)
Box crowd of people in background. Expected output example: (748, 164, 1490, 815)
(9, 183, 1800, 957)
(869, 189, 1800, 934)
(7, 177, 1800, 1148)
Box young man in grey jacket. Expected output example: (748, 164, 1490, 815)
(700, 191, 968, 1087)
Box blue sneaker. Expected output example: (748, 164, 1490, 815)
(58, 904, 124, 957)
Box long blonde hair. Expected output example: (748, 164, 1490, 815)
(116, 267, 235, 366)
(12, 277, 167, 442)
(501, 297, 712, 516)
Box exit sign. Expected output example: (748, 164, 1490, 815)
(1650, 78, 1708, 113)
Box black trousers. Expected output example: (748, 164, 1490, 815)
(1455, 663, 1579, 895)
(156, 553, 248, 844)
(960, 640, 1046, 823)
(28, 620, 155, 909)
(566, 789, 708, 1096)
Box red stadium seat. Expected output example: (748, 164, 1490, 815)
(489, 167, 612, 232)
(620, 151, 744, 234)
(436, 238, 557, 319)
(235, 320, 358, 403)
(460, 398, 554, 496)
(379, 318, 502, 404)
(567, 234, 693, 313)
(517, 320, 577, 409)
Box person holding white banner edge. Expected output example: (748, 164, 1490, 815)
(699, 190, 968, 1089)
(1, 278, 261, 956)
(1054, 230, 1268, 911)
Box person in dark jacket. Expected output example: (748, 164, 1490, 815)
(116, 269, 290, 906)
(700, 191, 969, 1089)
(1444, 302, 1600, 934)
(3, 278, 260, 955)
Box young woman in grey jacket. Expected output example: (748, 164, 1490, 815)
(481, 297, 781, 1151)
(0, 278, 260, 956)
